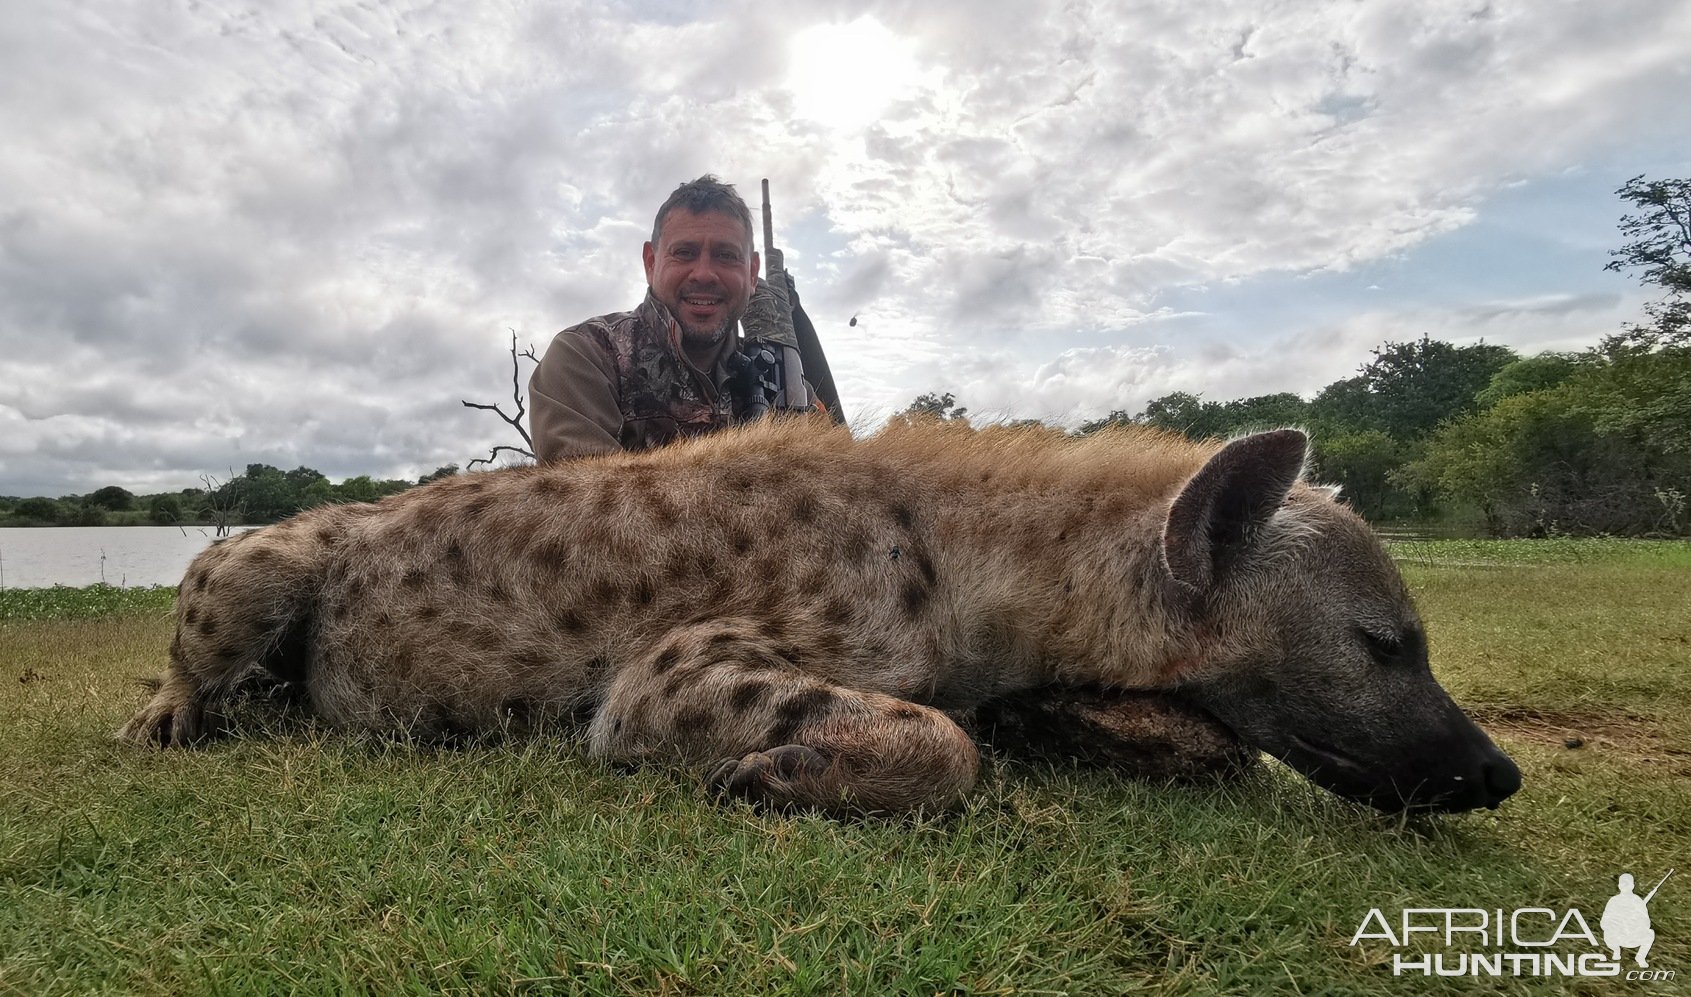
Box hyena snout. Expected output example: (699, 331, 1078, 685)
(1276, 700, 1522, 814)
(1189, 674, 1522, 814)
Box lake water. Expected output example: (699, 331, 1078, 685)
(0, 526, 256, 589)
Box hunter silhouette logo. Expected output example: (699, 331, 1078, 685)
(1351, 868, 1676, 981)
(1604, 869, 1673, 969)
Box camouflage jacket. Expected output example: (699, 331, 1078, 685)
(529, 292, 744, 462)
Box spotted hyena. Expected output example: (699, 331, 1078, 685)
(121, 418, 1520, 814)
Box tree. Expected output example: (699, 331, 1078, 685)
(419, 464, 459, 484)
(87, 485, 135, 511)
(147, 493, 184, 525)
(1606, 175, 1691, 344)
(1307, 375, 1377, 436)
(1355, 336, 1518, 440)
(1310, 431, 1408, 521)
(1136, 391, 1226, 438)
(232, 464, 294, 522)
(1217, 392, 1310, 433)
(15, 497, 62, 524)
(464, 330, 538, 468)
(1475, 352, 1581, 407)
(199, 471, 243, 536)
(901, 391, 969, 423)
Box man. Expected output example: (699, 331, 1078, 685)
(529, 175, 819, 461)
(1601, 872, 1658, 968)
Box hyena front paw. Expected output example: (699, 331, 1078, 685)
(707, 744, 835, 809)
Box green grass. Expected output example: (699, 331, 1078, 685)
(3, 544, 1688, 995)
(0, 584, 176, 622)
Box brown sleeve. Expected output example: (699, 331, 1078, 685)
(528, 328, 624, 462)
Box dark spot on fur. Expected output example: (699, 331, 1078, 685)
(315, 526, 341, 545)
(823, 599, 853, 625)
(705, 631, 739, 651)
(589, 578, 621, 604)
(912, 549, 937, 587)
(401, 568, 428, 588)
(890, 503, 915, 530)
(889, 546, 902, 561)
(674, 707, 712, 732)
(633, 579, 654, 605)
(662, 666, 701, 698)
(1056, 529, 1068, 543)
(593, 485, 618, 517)
(198, 617, 219, 636)
(248, 546, 278, 563)
(417, 604, 441, 621)
(766, 687, 836, 745)
(184, 606, 199, 625)
(487, 579, 511, 604)
(191, 570, 209, 592)
(774, 645, 805, 667)
(463, 496, 492, 522)
(791, 492, 817, 524)
(731, 529, 753, 556)
(652, 647, 682, 674)
(813, 630, 846, 661)
(556, 609, 586, 635)
(725, 472, 754, 492)
(730, 680, 773, 711)
(586, 656, 611, 674)
(529, 537, 569, 566)
(534, 475, 571, 496)
(446, 542, 464, 561)
(901, 581, 930, 616)
(841, 530, 870, 563)
(799, 570, 827, 596)
(752, 553, 786, 584)
(648, 494, 678, 528)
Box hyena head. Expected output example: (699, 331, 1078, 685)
(1160, 429, 1522, 814)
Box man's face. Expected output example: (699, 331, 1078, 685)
(643, 208, 759, 350)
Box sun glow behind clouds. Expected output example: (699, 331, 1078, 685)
(786, 16, 922, 133)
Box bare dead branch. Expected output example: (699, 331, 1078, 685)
(463, 329, 540, 467)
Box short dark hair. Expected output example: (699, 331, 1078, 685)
(651, 175, 755, 249)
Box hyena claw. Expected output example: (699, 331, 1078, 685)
(708, 744, 836, 809)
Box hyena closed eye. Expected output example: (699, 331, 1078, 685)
(121, 418, 1520, 815)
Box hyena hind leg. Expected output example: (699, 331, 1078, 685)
(118, 668, 208, 747)
(587, 622, 980, 814)
(118, 538, 315, 747)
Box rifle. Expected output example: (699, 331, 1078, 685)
(1644, 868, 1674, 904)
(730, 180, 847, 424)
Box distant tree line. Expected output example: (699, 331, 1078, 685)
(0, 462, 460, 528)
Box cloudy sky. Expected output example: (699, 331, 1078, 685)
(4, 0, 1689, 497)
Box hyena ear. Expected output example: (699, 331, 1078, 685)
(1162, 429, 1308, 591)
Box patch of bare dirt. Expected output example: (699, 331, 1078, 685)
(1471, 706, 1691, 774)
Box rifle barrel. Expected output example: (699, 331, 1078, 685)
(1644, 868, 1674, 904)
(761, 178, 775, 276)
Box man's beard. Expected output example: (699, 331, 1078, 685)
(678, 317, 732, 350)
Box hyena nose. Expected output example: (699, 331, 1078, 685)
(1480, 752, 1523, 808)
